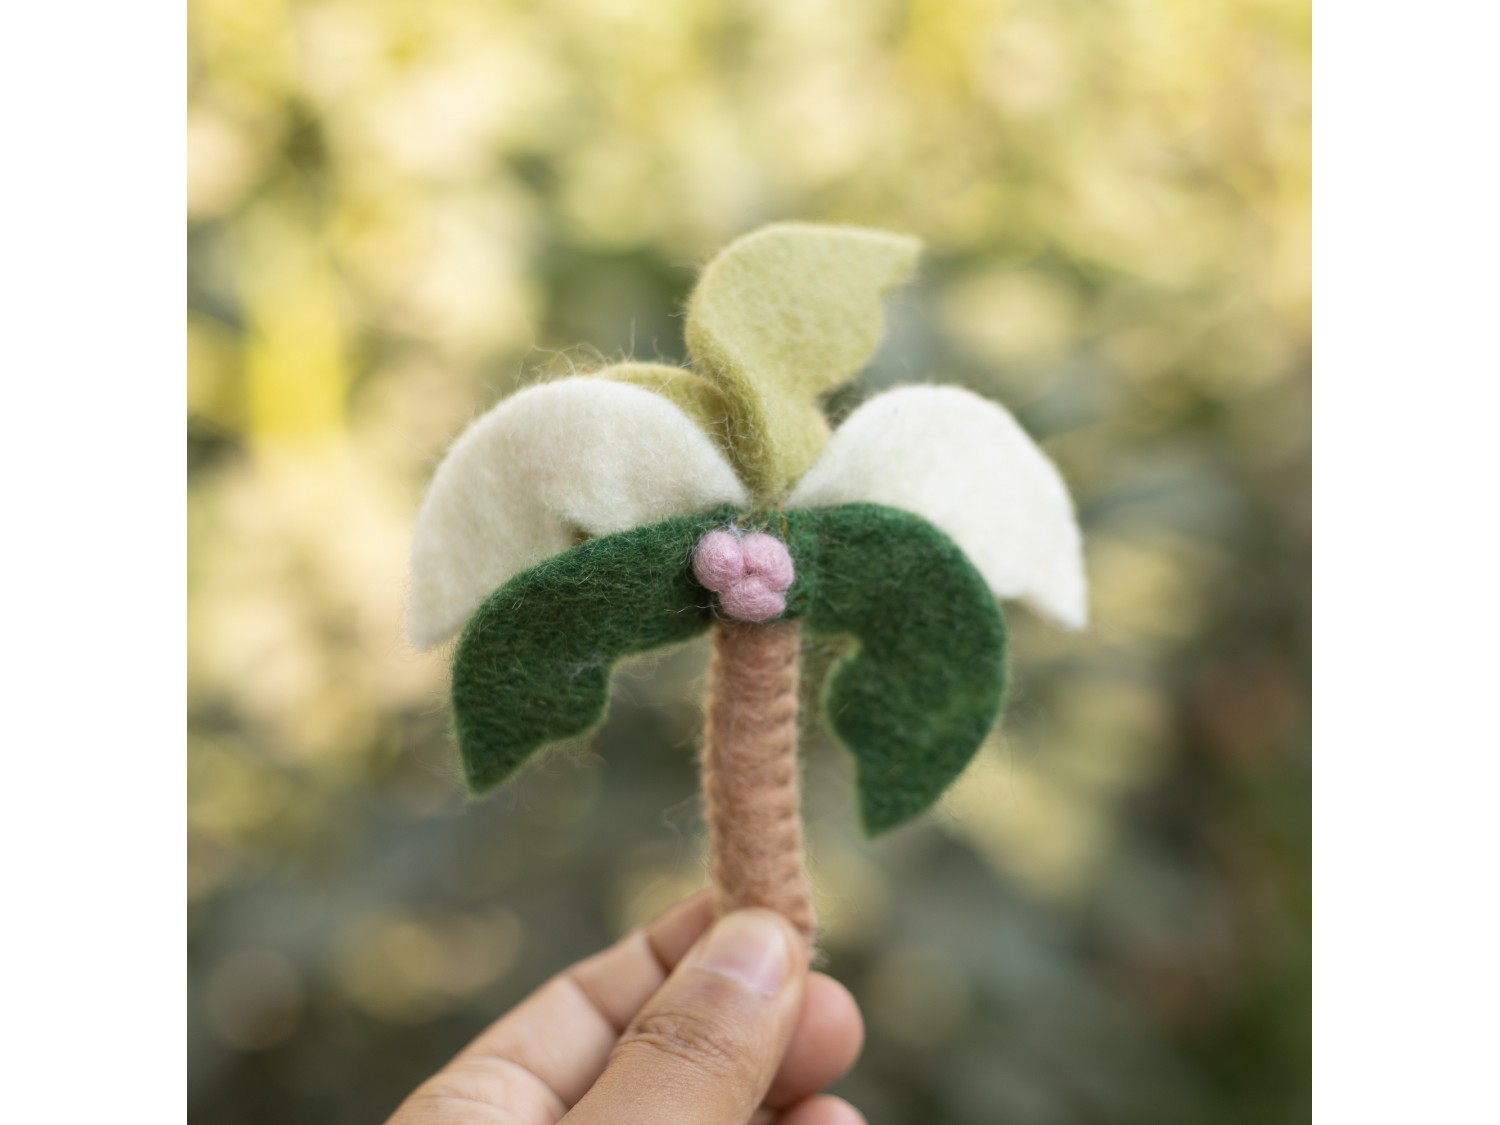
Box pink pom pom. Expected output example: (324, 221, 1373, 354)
(741, 532, 796, 589)
(719, 577, 787, 622)
(693, 530, 746, 589)
(692, 528, 797, 622)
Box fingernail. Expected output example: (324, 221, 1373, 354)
(692, 910, 790, 997)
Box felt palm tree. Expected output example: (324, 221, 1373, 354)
(409, 223, 1086, 945)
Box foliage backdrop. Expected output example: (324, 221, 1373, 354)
(188, 0, 1309, 1121)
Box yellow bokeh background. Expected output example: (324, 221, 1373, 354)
(189, 1, 1308, 1120)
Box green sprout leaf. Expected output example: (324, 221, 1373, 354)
(589, 362, 735, 455)
(685, 223, 922, 502)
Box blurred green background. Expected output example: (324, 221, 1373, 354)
(187, 0, 1309, 1121)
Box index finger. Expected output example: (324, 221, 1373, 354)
(387, 890, 715, 1125)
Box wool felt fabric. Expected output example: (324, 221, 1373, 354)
(684, 223, 922, 502)
(790, 384, 1089, 630)
(590, 362, 735, 452)
(452, 511, 723, 793)
(450, 502, 1007, 835)
(407, 376, 749, 649)
(692, 530, 797, 622)
(701, 619, 816, 943)
(796, 503, 1009, 834)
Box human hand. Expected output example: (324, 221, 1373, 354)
(386, 891, 865, 1124)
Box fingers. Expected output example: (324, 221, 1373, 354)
(764, 974, 864, 1109)
(387, 891, 865, 1125)
(563, 909, 810, 1125)
(768, 1095, 868, 1125)
(387, 892, 715, 1124)
(564, 890, 717, 1031)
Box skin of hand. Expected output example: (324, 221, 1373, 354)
(386, 891, 866, 1125)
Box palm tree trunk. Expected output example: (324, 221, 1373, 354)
(700, 618, 817, 946)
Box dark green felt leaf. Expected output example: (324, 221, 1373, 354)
(451, 509, 730, 792)
(450, 502, 1007, 837)
(800, 504, 1009, 835)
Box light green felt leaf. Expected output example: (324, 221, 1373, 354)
(685, 223, 922, 502)
(451, 509, 730, 793)
(590, 362, 735, 454)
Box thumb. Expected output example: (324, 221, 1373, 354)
(563, 908, 809, 1125)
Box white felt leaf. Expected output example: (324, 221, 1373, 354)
(788, 385, 1088, 628)
(408, 377, 750, 649)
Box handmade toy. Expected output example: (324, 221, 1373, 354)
(409, 223, 1086, 945)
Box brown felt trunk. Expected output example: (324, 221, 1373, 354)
(699, 619, 817, 946)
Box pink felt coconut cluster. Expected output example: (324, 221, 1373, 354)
(692, 530, 796, 622)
